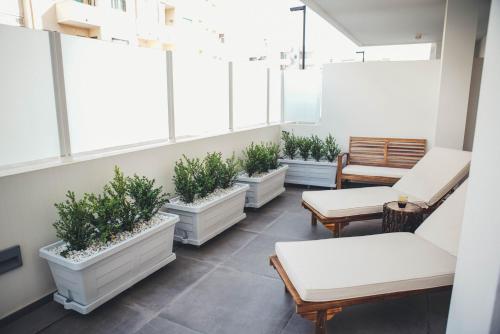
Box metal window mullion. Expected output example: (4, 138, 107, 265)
(166, 51, 175, 141)
(280, 69, 285, 123)
(228, 61, 234, 131)
(266, 68, 270, 125)
(49, 31, 72, 158)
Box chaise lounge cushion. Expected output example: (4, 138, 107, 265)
(302, 186, 423, 218)
(275, 233, 456, 302)
(342, 165, 409, 179)
(393, 147, 471, 206)
(415, 180, 468, 256)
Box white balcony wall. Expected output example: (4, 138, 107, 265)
(173, 53, 229, 138)
(0, 25, 60, 166)
(269, 69, 282, 123)
(283, 69, 322, 123)
(61, 34, 169, 154)
(283, 60, 441, 150)
(233, 62, 267, 128)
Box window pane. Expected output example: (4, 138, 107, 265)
(61, 35, 169, 153)
(173, 52, 229, 138)
(269, 68, 282, 123)
(284, 69, 321, 123)
(233, 62, 267, 128)
(0, 26, 60, 166)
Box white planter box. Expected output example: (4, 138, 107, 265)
(39, 212, 178, 314)
(237, 165, 288, 208)
(164, 183, 249, 246)
(278, 158, 340, 188)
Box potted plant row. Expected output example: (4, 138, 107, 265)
(236, 142, 288, 208)
(164, 152, 249, 246)
(278, 131, 343, 188)
(39, 167, 177, 314)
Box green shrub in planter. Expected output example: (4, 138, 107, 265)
(173, 152, 240, 203)
(310, 135, 324, 162)
(266, 142, 280, 169)
(282, 131, 299, 159)
(219, 154, 239, 189)
(324, 134, 342, 162)
(53, 167, 168, 255)
(54, 192, 96, 254)
(297, 137, 313, 161)
(174, 155, 200, 203)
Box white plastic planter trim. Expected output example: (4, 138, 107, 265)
(237, 165, 288, 208)
(278, 158, 339, 188)
(165, 183, 249, 246)
(39, 212, 178, 314)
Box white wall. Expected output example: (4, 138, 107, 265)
(0, 125, 280, 319)
(434, 0, 478, 149)
(283, 60, 441, 150)
(447, 0, 500, 332)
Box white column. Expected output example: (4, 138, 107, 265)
(447, 1, 500, 333)
(434, 0, 478, 149)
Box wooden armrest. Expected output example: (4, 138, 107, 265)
(336, 152, 348, 189)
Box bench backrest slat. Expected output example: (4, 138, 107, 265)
(349, 137, 426, 169)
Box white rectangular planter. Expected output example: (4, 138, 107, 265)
(164, 183, 249, 246)
(278, 158, 339, 188)
(39, 212, 178, 314)
(237, 165, 288, 208)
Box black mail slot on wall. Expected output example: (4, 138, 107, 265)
(0, 245, 22, 275)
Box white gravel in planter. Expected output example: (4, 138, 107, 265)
(168, 184, 245, 208)
(238, 167, 281, 179)
(49, 213, 169, 263)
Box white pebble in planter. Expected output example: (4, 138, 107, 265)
(164, 183, 249, 246)
(237, 165, 288, 208)
(39, 212, 178, 314)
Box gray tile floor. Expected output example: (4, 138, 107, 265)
(1, 185, 451, 334)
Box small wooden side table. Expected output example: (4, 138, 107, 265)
(382, 202, 424, 233)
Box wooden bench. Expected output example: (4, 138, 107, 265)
(336, 137, 426, 189)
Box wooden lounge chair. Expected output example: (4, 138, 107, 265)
(302, 147, 471, 237)
(271, 181, 468, 334)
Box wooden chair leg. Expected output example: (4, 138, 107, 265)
(311, 214, 317, 226)
(315, 310, 327, 334)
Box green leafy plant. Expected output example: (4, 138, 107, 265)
(323, 134, 341, 162)
(87, 192, 122, 243)
(173, 155, 199, 203)
(297, 137, 312, 160)
(310, 135, 324, 162)
(128, 174, 168, 222)
(241, 143, 270, 177)
(282, 131, 299, 159)
(53, 191, 96, 254)
(219, 154, 240, 189)
(204, 152, 224, 193)
(266, 142, 280, 170)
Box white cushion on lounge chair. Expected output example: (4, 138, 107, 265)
(342, 165, 409, 179)
(276, 233, 456, 302)
(393, 147, 471, 206)
(416, 180, 468, 256)
(277, 182, 468, 302)
(302, 186, 423, 218)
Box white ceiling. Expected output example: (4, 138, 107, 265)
(302, 0, 491, 46)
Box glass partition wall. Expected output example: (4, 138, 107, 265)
(0, 25, 325, 171)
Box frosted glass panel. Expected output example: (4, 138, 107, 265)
(269, 69, 282, 123)
(233, 62, 267, 128)
(174, 53, 229, 137)
(0, 26, 60, 166)
(61, 35, 169, 153)
(284, 69, 321, 123)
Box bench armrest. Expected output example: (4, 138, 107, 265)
(336, 152, 348, 189)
